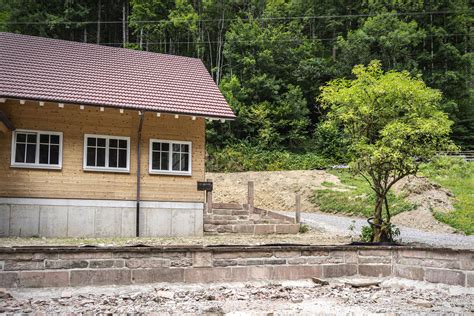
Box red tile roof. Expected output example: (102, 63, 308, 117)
(0, 32, 235, 119)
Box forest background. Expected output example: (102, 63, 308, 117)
(1, 0, 472, 171)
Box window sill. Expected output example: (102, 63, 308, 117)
(149, 170, 192, 177)
(10, 164, 62, 170)
(83, 167, 130, 174)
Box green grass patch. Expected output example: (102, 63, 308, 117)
(419, 157, 474, 235)
(311, 170, 415, 219)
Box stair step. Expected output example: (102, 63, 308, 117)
(212, 203, 243, 210)
(211, 209, 249, 216)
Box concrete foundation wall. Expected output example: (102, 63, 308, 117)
(0, 198, 203, 237)
(0, 245, 472, 288)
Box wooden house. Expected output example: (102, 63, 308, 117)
(0, 32, 235, 237)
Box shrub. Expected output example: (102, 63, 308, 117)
(206, 143, 333, 172)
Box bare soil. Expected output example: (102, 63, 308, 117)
(392, 176, 455, 233)
(207, 171, 456, 234)
(207, 170, 343, 212)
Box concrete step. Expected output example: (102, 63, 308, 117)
(204, 219, 254, 225)
(203, 223, 300, 235)
(206, 214, 249, 221)
(211, 209, 249, 216)
(212, 203, 243, 210)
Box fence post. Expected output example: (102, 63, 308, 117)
(248, 181, 254, 212)
(206, 178, 213, 214)
(295, 193, 301, 224)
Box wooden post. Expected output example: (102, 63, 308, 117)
(206, 178, 213, 214)
(248, 181, 254, 212)
(295, 193, 301, 224)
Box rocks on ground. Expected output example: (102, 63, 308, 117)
(1, 278, 472, 314)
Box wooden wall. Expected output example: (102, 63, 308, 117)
(0, 100, 206, 202)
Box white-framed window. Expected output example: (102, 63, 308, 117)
(83, 134, 130, 173)
(149, 139, 192, 176)
(11, 129, 63, 170)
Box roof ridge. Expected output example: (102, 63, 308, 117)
(0, 32, 202, 62)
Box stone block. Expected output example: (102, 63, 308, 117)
(89, 260, 124, 269)
(171, 209, 196, 236)
(67, 207, 95, 237)
(459, 254, 474, 270)
(272, 265, 322, 280)
(213, 251, 273, 259)
(275, 224, 299, 234)
(467, 273, 474, 287)
(397, 258, 460, 269)
(424, 268, 465, 286)
(10, 204, 40, 237)
(213, 259, 239, 267)
(358, 256, 392, 264)
(45, 260, 89, 269)
(233, 225, 255, 234)
(398, 250, 426, 259)
(59, 252, 113, 260)
(94, 207, 122, 237)
(39, 206, 68, 237)
(322, 264, 357, 278)
(301, 250, 329, 257)
(70, 269, 131, 286)
(4, 260, 44, 271)
(359, 264, 392, 277)
(184, 267, 232, 283)
(231, 266, 273, 281)
(193, 252, 212, 268)
(359, 250, 392, 257)
(273, 251, 301, 258)
(0, 272, 19, 288)
(254, 224, 275, 234)
(126, 258, 169, 269)
(19, 271, 69, 288)
(287, 258, 306, 265)
(132, 268, 184, 284)
(394, 265, 424, 281)
(0, 205, 10, 237)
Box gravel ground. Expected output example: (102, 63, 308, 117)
(1, 277, 473, 315)
(285, 211, 474, 249)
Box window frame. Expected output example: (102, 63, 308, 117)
(10, 129, 63, 170)
(83, 134, 131, 173)
(149, 139, 192, 176)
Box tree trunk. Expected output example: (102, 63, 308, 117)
(372, 193, 384, 242)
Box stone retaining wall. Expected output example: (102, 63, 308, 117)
(0, 245, 472, 288)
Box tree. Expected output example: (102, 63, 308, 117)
(319, 60, 456, 242)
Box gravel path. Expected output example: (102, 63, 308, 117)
(282, 211, 474, 249)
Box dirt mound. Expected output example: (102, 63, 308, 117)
(392, 176, 455, 233)
(206, 170, 342, 212)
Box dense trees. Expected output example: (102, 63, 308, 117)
(1, 0, 472, 152)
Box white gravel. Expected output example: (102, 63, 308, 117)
(285, 211, 474, 249)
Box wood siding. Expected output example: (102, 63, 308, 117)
(0, 100, 206, 202)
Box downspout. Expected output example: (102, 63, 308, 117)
(136, 111, 145, 237)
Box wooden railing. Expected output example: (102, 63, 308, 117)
(437, 151, 474, 161)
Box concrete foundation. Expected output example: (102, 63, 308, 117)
(0, 198, 204, 237)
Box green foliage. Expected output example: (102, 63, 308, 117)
(206, 143, 332, 172)
(311, 170, 415, 218)
(320, 61, 455, 241)
(360, 224, 400, 243)
(299, 223, 310, 234)
(420, 157, 474, 235)
(1, 0, 472, 150)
